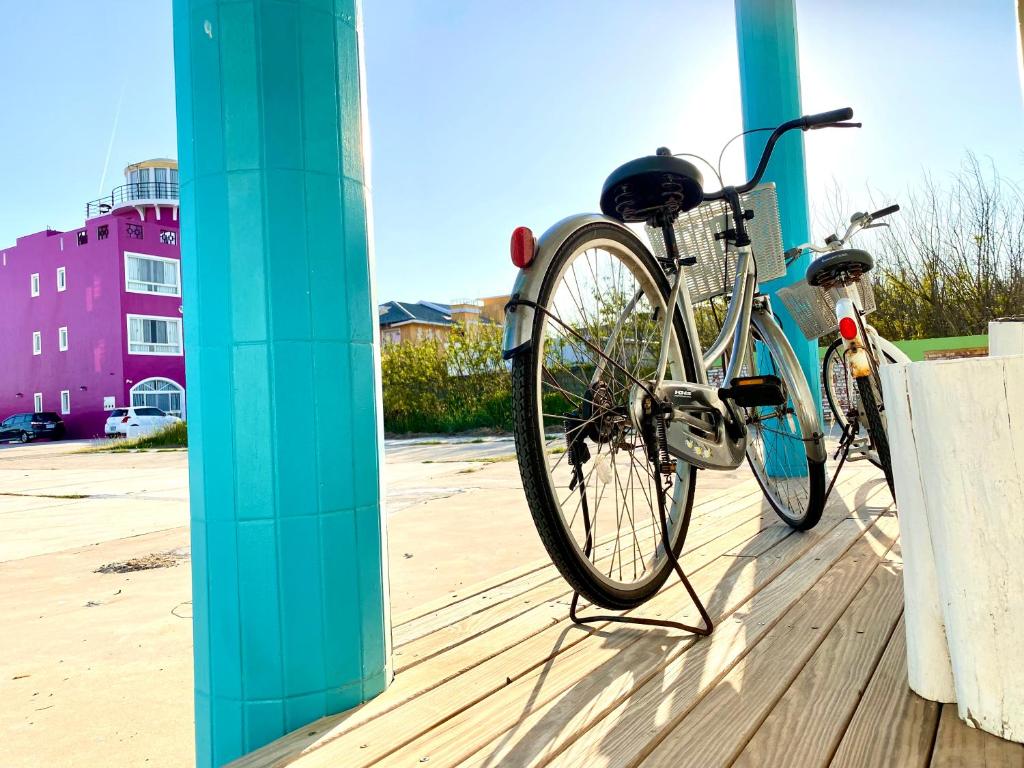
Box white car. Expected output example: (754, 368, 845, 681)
(105, 406, 180, 437)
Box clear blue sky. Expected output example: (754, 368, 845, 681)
(1, 1, 1021, 303)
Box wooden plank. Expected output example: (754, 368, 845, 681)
(395, 491, 780, 673)
(731, 551, 905, 767)
(929, 705, 1024, 768)
(723, 521, 792, 556)
(261, 520, 789, 768)
(395, 507, 778, 683)
(394, 482, 780, 661)
(830, 616, 942, 768)
(394, 483, 765, 645)
(535, 510, 898, 768)
(390, 478, 756, 628)
(229, 479, 782, 768)
(234, 493, 790, 768)
(347, 491, 895, 767)
(394, 461, 876, 645)
(231, 470, 884, 768)
(641, 536, 904, 768)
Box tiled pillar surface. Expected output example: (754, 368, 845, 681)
(172, 2, 390, 764)
(736, 0, 822, 474)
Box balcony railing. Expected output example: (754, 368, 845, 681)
(86, 181, 179, 218)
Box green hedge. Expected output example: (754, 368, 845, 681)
(380, 324, 513, 434)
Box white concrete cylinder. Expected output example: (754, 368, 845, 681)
(906, 355, 1024, 742)
(879, 363, 956, 704)
(989, 319, 1024, 356)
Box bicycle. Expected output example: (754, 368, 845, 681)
(777, 206, 910, 495)
(502, 108, 856, 614)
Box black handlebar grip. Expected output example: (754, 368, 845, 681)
(802, 107, 854, 130)
(869, 203, 900, 220)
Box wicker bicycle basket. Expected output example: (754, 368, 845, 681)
(645, 183, 786, 304)
(775, 278, 877, 341)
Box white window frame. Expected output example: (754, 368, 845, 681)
(60, 390, 71, 415)
(58, 326, 68, 351)
(126, 314, 183, 356)
(57, 266, 66, 292)
(31, 273, 40, 297)
(130, 376, 185, 418)
(32, 331, 41, 355)
(33, 393, 43, 412)
(124, 251, 181, 297)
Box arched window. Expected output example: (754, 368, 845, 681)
(130, 377, 184, 417)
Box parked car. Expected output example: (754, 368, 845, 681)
(0, 412, 66, 443)
(105, 406, 180, 437)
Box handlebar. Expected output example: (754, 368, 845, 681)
(801, 107, 854, 129)
(869, 203, 900, 220)
(704, 107, 858, 199)
(790, 200, 901, 260)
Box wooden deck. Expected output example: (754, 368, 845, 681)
(234, 465, 1024, 768)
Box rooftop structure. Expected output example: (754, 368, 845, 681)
(85, 159, 179, 220)
(377, 297, 508, 345)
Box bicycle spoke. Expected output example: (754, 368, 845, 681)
(531, 238, 692, 591)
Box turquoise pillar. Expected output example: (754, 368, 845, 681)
(173, 2, 390, 765)
(735, 0, 822, 474)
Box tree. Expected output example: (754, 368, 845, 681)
(821, 153, 1024, 340)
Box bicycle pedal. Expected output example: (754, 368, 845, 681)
(719, 375, 786, 408)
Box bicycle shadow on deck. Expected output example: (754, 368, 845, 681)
(477, 475, 894, 768)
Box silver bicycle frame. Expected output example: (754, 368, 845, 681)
(662, 245, 757, 389)
(595, 241, 826, 471)
(595, 245, 758, 389)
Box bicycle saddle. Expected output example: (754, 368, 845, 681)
(805, 248, 874, 287)
(599, 151, 704, 224)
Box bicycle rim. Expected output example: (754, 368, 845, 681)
(740, 330, 823, 526)
(530, 233, 693, 595)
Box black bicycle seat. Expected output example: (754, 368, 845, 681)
(806, 248, 874, 287)
(600, 152, 704, 224)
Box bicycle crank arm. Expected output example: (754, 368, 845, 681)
(656, 381, 748, 470)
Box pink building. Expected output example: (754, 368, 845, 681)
(0, 159, 185, 439)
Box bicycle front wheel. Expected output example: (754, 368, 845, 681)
(740, 321, 826, 530)
(511, 223, 697, 610)
(822, 337, 897, 482)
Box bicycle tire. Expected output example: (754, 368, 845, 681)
(856, 375, 895, 495)
(511, 223, 697, 610)
(741, 321, 826, 530)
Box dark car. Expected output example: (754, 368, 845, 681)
(0, 412, 66, 443)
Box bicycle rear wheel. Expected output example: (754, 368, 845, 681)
(856, 375, 895, 494)
(511, 223, 697, 610)
(740, 321, 826, 530)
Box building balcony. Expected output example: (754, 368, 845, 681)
(86, 181, 179, 219)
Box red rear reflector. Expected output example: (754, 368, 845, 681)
(510, 227, 536, 269)
(122, 416, 130, 423)
(838, 317, 858, 340)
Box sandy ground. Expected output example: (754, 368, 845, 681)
(0, 436, 551, 767)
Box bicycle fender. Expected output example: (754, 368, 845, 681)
(502, 213, 636, 360)
(835, 297, 872, 378)
(750, 308, 829, 465)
